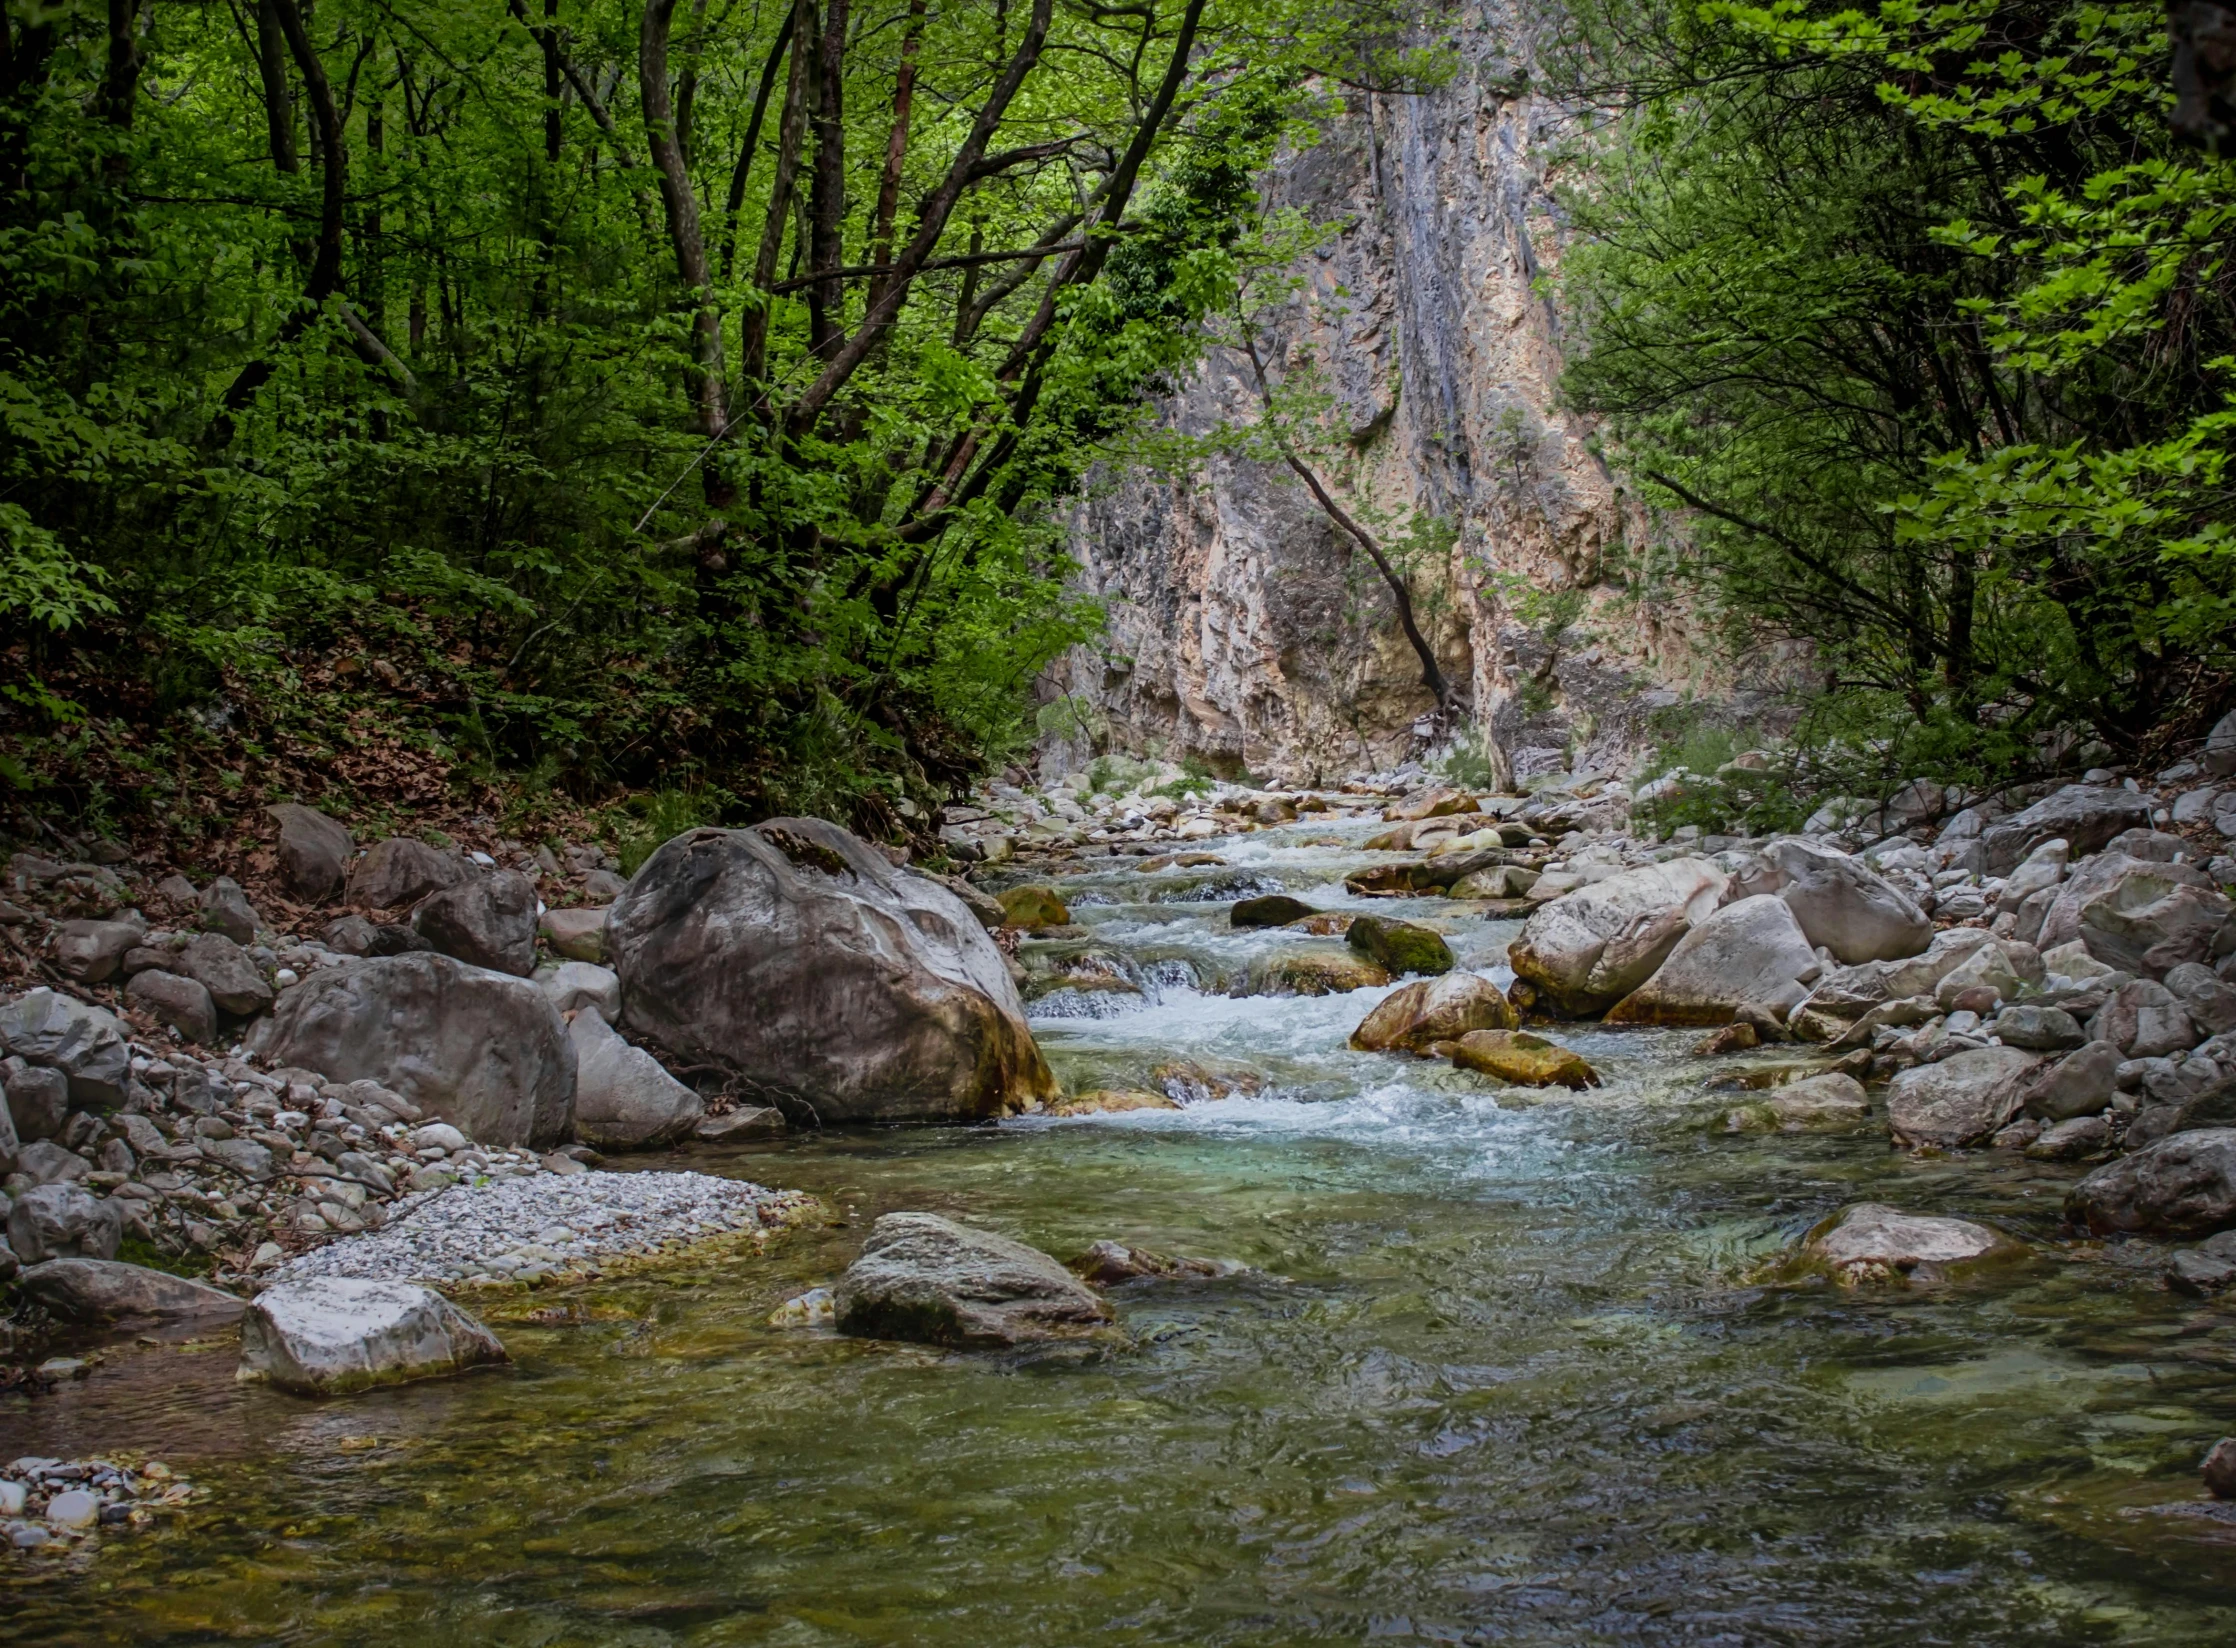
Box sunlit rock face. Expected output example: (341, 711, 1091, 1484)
(1045, 10, 1773, 786)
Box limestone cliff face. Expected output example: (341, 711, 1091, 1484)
(1043, 9, 1730, 786)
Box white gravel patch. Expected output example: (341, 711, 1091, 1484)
(273, 1170, 811, 1287)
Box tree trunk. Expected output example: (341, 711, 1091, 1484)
(864, 0, 925, 316)
(806, 0, 850, 361)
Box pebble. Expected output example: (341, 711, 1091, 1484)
(273, 1171, 813, 1287)
(1, 1457, 195, 1559)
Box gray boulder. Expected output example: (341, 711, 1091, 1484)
(567, 1009, 702, 1150)
(412, 870, 539, 976)
(0, 989, 130, 1109)
(2048, 856, 2232, 977)
(266, 803, 353, 902)
(239, 1278, 508, 1395)
(609, 820, 1056, 1123)
(173, 933, 274, 1017)
(2022, 1039, 2124, 1121)
(15, 1140, 90, 1185)
(52, 915, 146, 984)
(1995, 839, 2070, 916)
(1506, 857, 1730, 1017)
(198, 875, 261, 943)
(124, 970, 218, 1045)
(1722, 1070, 1871, 1133)
(2164, 961, 2236, 1036)
(1804, 1203, 2022, 1279)
(1886, 1045, 2043, 1147)
(1606, 894, 1818, 1025)
(2089, 978, 2198, 1058)
(7, 1183, 122, 1264)
(0, 1079, 15, 1171)
(2066, 1127, 2236, 1237)
(348, 838, 468, 911)
(1348, 972, 1515, 1053)
(536, 961, 621, 1023)
(1981, 784, 2153, 875)
(18, 1258, 244, 1325)
(1, 1058, 67, 1140)
(2207, 708, 2236, 778)
(257, 953, 575, 1147)
(1731, 838, 1931, 963)
(834, 1211, 1113, 1346)
(2168, 1229, 2236, 1294)
(1994, 1004, 2084, 1051)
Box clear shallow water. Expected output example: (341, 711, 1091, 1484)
(6, 823, 2236, 1644)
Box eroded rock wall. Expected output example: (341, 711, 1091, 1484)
(1044, 6, 1737, 786)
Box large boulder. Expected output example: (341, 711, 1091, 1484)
(18, 1258, 244, 1325)
(2, 1059, 67, 1140)
(1349, 973, 1515, 1053)
(1788, 928, 1999, 1038)
(239, 1278, 509, 1395)
(52, 915, 146, 984)
(2089, 978, 2199, 1058)
(1345, 915, 1454, 976)
(2066, 1128, 2236, 1237)
(123, 970, 217, 1045)
(1449, 1029, 1601, 1089)
(2022, 1040, 2124, 1121)
(0, 989, 130, 1109)
(412, 870, 538, 977)
(834, 1212, 1113, 1347)
(1242, 949, 1390, 996)
(257, 953, 575, 1146)
(173, 933, 274, 1017)
(2167, 962, 2236, 1036)
(1507, 857, 1729, 1016)
(567, 1009, 702, 1150)
(1803, 1203, 2023, 1281)
(608, 821, 1056, 1123)
(266, 803, 353, 902)
(1722, 1071, 1871, 1133)
(1606, 895, 1818, 1025)
(6, 1183, 122, 1265)
(1885, 1046, 2043, 1147)
(1730, 838, 1931, 964)
(1981, 784, 2153, 875)
(1231, 894, 1315, 929)
(348, 838, 469, 911)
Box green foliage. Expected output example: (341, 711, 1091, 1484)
(1555, 0, 2236, 777)
(613, 788, 727, 877)
(1085, 753, 1157, 795)
(1433, 729, 1501, 788)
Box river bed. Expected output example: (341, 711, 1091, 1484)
(5, 821, 2236, 1642)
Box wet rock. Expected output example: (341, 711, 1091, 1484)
(173, 933, 274, 1018)
(692, 1105, 786, 1140)
(2166, 1230, 2236, 1295)
(0, 990, 130, 1109)
(1149, 1060, 1264, 1104)
(1723, 1071, 1870, 1132)
(2, 1058, 67, 1140)
(535, 960, 621, 1023)
(1046, 1088, 1180, 1116)
(52, 915, 146, 985)
(1885, 1045, 2042, 1148)
(412, 871, 539, 977)
(1694, 1022, 1758, 1055)
(2025, 1114, 2110, 1159)
(1070, 1240, 1241, 1285)
(7, 1184, 122, 1264)
(997, 885, 1072, 929)
(1231, 894, 1316, 928)
(1994, 1004, 2085, 1051)
(1607, 895, 1817, 1026)
(834, 1211, 1114, 1347)
(1447, 864, 1539, 899)
(538, 906, 607, 963)
(567, 1009, 703, 1150)
(1244, 948, 1390, 996)
(124, 970, 217, 1045)
(1349, 972, 1515, 1053)
(348, 838, 469, 911)
(266, 803, 353, 902)
(609, 821, 1055, 1123)
(1450, 1029, 1601, 1090)
(1981, 784, 2153, 874)
(1508, 857, 1730, 1016)
(2066, 1127, 2236, 1236)
(197, 876, 261, 943)
(17, 1258, 245, 1324)
(239, 1278, 509, 1395)
(1345, 914, 1454, 976)
(769, 1288, 835, 1328)
(2089, 978, 2198, 1058)
(2022, 1039, 2124, 1121)
(2206, 1437, 2236, 1498)
(1803, 1203, 2023, 1281)
(259, 953, 576, 1147)
(1730, 838, 1931, 963)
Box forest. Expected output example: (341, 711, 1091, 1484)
(0, 0, 2229, 844)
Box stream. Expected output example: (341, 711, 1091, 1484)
(5, 818, 2236, 1643)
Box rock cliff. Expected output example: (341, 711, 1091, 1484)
(1043, 8, 1749, 786)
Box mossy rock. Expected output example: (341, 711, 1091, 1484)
(1243, 948, 1391, 997)
(1047, 1088, 1180, 1117)
(1231, 894, 1317, 929)
(998, 884, 1072, 928)
(1345, 914, 1454, 976)
(1449, 1029, 1601, 1090)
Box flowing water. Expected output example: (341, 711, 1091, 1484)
(7, 821, 2236, 1644)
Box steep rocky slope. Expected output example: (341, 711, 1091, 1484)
(1045, 10, 1757, 786)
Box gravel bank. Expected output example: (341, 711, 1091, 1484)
(272, 1170, 814, 1287)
